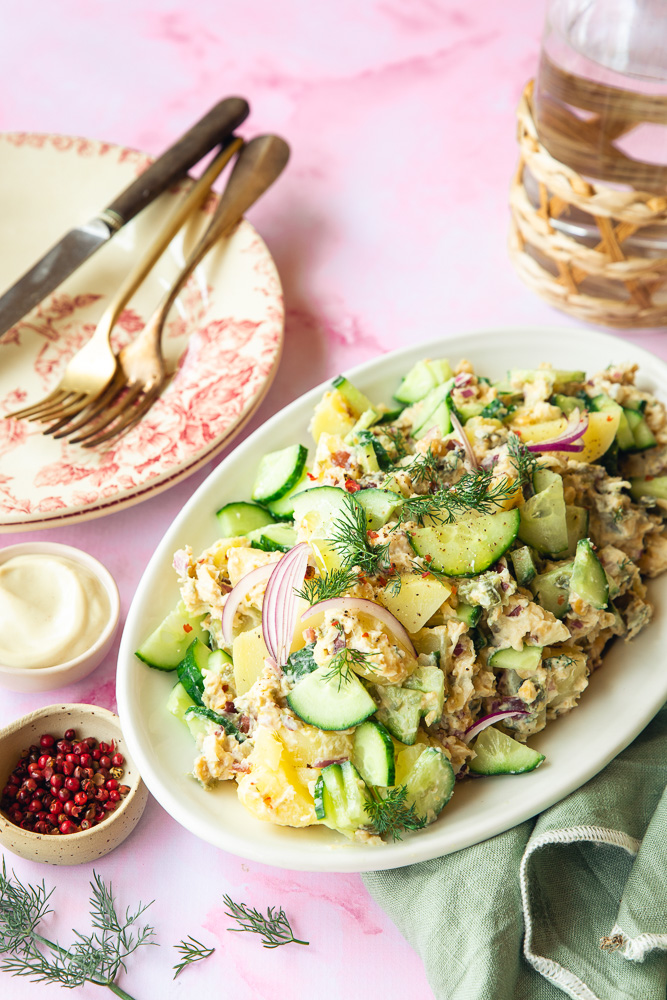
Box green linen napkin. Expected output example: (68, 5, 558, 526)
(363, 704, 667, 1000)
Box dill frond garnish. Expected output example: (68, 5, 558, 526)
(382, 427, 410, 461)
(404, 445, 441, 486)
(323, 644, 378, 689)
(222, 896, 308, 949)
(364, 786, 427, 842)
(507, 431, 540, 490)
(0, 863, 155, 998)
(172, 935, 215, 979)
(294, 566, 358, 604)
(329, 495, 392, 577)
(394, 470, 515, 526)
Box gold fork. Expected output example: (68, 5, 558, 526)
(5, 135, 243, 426)
(52, 134, 290, 447)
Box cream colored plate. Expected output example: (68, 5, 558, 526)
(118, 326, 667, 872)
(0, 132, 284, 529)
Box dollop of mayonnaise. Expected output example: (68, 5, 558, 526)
(0, 555, 110, 669)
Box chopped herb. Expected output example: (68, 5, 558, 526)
(323, 643, 378, 689)
(173, 935, 215, 979)
(395, 470, 515, 526)
(294, 566, 358, 604)
(480, 397, 515, 420)
(364, 785, 427, 841)
(222, 895, 308, 949)
(284, 643, 319, 681)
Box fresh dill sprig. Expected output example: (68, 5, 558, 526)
(382, 427, 410, 460)
(404, 445, 441, 486)
(173, 935, 215, 979)
(395, 470, 515, 526)
(329, 495, 392, 577)
(364, 786, 427, 842)
(222, 895, 308, 949)
(294, 566, 358, 604)
(323, 643, 378, 689)
(0, 863, 155, 1000)
(507, 432, 540, 490)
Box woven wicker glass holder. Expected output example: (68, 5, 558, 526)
(509, 81, 667, 328)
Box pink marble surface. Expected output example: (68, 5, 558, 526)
(2, 1, 667, 997)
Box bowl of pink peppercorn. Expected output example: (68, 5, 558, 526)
(0, 704, 147, 865)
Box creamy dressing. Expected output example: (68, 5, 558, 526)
(0, 555, 110, 669)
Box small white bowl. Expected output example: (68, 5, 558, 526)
(0, 543, 120, 692)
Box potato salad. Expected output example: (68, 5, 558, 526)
(137, 358, 667, 844)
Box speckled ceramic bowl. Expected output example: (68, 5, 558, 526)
(0, 542, 120, 692)
(0, 704, 147, 865)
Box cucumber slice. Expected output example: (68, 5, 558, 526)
(510, 546, 537, 585)
(204, 648, 233, 676)
(624, 409, 657, 451)
(404, 665, 445, 722)
(518, 472, 568, 556)
(530, 561, 574, 619)
(469, 726, 545, 775)
(287, 664, 376, 730)
(373, 685, 422, 745)
(292, 485, 357, 536)
(569, 538, 609, 609)
(216, 501, 276, 538)
(409, 509, 520, 578)
(402, 747, 455, 823)
(247, 523, 297, 553)
(166, 681, 195, 724)
(378, 406, 406, 424)
(629, 475, 667, 501)
(564, 505, 589, 558)
(551, 393, 584, 416)
(176, 637, 210, 705)
(417, 398, 452, 437)
(184, 705, 246, 742)
(453, 400, 484, 423)
(454, 602, 482, 626)
(353, 720, 395, 786)
(314, 761, 370, 831)
(331, 376, 375, 418)
(488, 645, 543, 675)
(252, 444, 308, 504)
(407, 382, 453, 437)
(346, 409, 381, 439)
(394, 359, 452, 404)
(135, 601, 209, 670)
(354, 488, 403, 530)
(265, 468, 310, 519)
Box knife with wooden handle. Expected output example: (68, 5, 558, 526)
(0, 96, 250, 339)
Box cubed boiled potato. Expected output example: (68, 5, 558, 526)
(379, 574, 451, 633)
(235, 727, 318, 827)
(309, 390, 357, 442)
(233, 624, 306, 695)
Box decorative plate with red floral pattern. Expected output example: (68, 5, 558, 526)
(0, 132, 284, 529)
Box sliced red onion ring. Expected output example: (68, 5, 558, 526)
(172, 549, 189, 578)
(450, 408, 480, 470)
(525, 412, 588, 454)
(262, 543, 310, 665)
(312, 757, 349, 769)
(300, 596, 416, 656)
(221, 562, 276, 646)
(463, 710, 529, 744)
